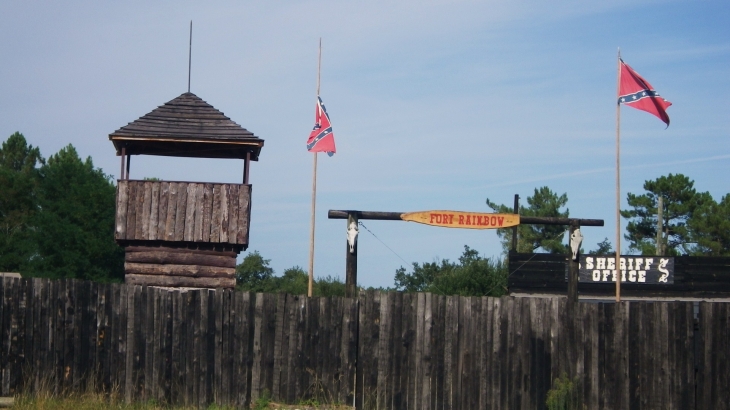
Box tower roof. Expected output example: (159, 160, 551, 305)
(109, 92, 264, 160)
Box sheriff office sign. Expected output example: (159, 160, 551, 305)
(400, 211, 519, 230)
(577, 255, 674, 284)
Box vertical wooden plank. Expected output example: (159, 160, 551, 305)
(680, 302, 694, 409)
(202, 183, 213, 244)
(174, 181, 188, 242)
(184, 183, 197, 242)
(213, 289, 224, 405)
(194, 183, 205, 242)
(143, 288, 155, 401)
(163, 290, 173, 404)
(210, 184, 222, 243)
(489, 297, 502, 410)
(126, 181, 138, 240)
(272, 293, 286, 400)
(141, 181, 152, 240)
(116, 180, 129, 239)
(0, 278, 13, 395)
(219, 184, 230, 243)
(135, 182, 147, 240)
(185, 290, 197, 406)
(281, 294, 297, 403)
(148, 181, 160, 240)
(348, 294, 359, 407)
(237, 185, 250, 244)
(200, 289, 213, 407)
(250, 293, 264, 403)
(169, 290, 182, 405)
(156, 181, 169, 239)
(227, 184, 239, 244)
(220, 290, 232, 406)
(374, 293, 389, 409)
(628, 302, 642, 410)
(164, 182, 179, 241)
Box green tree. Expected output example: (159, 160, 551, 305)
(0, 132, 44, 272)
(588, 238, 613, 255)
(621, 173, 709, 255)
(688, 194, 730, 256)
(235, 250, 275, 291)
(235, 253, 348, 296)
(394, 245, 508, 296)
(26, 144, 123, 281)
(487, 187, 569, 254)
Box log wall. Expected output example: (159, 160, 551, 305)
(3, 279, 730, 409)
(124, 246, 237, 288)
(115, 180, 250, 246)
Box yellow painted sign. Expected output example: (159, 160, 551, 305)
(400, 211, 520, 229)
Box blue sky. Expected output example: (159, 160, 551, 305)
(1, 1, 728, 287)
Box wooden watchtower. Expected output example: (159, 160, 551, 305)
(109, 92, 263, 288)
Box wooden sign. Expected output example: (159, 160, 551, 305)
(400, 211, 519, 230)
(578, 255, 674, 284)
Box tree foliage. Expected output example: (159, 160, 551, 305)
(487, 187, 569, 254)
(27, 145, 123, 281)
(687, 194, 730, 256)
(0, 133, 123, 281)
(394, 245, 508, 296)
(621, 173, 711, 255)
(0, 132, 44, 272)
(235, 251, 347, 296)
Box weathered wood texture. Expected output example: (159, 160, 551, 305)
(123, 246, 238, 288)
(2, 278, 729, 409)
(509, 252, 730, 297)
(116, 180, 250, 246)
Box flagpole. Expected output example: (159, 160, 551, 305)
(615, 48, 622, 302)
(308, 39, 322, 298)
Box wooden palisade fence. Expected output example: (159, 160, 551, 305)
(1, 278, 729, 409)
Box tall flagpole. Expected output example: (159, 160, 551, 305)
(615, 48, 622, 302)
(308, 39, 322, 298)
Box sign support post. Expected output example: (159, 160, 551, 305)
(345, 212, 358, 298)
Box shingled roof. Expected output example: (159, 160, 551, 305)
(109, 92, 264, 160)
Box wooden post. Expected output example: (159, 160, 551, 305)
(656, 196, 663, 256)
(511, 194, 519, 252)
(615, 48, 622, 302)
(567, 223, 579, 304)
(126, 153, 131, 180)
(243, 151, 250, 185)
(345, 213, 358, 298)
(120, 147, 126, 180)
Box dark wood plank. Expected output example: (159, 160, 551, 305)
(237, 186, 250, 245)
(194, 183, 205, 242)
(116, 180, 129, 239)
(202, 184, 213, 244)
(148, 181, 160, 240)
(124, 262, 235, 278)
(227, 184, 239, 244)
(125, 274, 235, 288)
(126, 181, 138, 240)
(210, 185, 222, 243)
(174, 181, 189, 242)
(135, 182, 148, 240)
(125, 251, 236, 268)
(157, 182, 169, 239)
(184, 183, 197, 242)
(219, 184, 229, 243)
(164, 182, 179, 241)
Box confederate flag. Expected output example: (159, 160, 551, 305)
(618, 58, 672, 126)
(306, 96, 336, 156)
